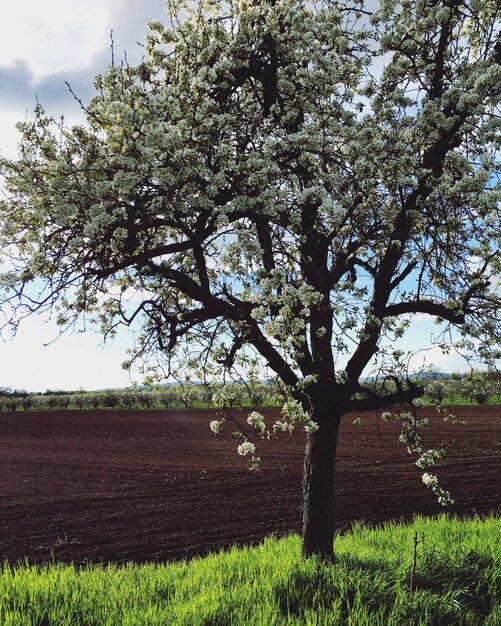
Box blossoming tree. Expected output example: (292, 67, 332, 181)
(1, 0, 500, 558)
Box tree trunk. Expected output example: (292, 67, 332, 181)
(302, 408, 342, 559)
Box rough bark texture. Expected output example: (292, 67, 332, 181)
(301, 408, 342, 559)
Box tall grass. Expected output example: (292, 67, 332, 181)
(1, 515, 499, 625)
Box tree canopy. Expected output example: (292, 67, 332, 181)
(1, 0, 500, 557)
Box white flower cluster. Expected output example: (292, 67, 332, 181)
(303, 421, 320, 434)
(247, 411, 266, 435)
(272, 420, 291, 433)
(236, 439, 260, 471)
(250, 274, 324, 357)
(398, 412, 428, 454)
(209, 419, 223, 434)
(415, 448, 445, 470)
(237, 441, 256, 456)
(297, 374, 318, 390)
(421, 472, 437, 487)
(422, 472, 454, 506)
(397, 411, 453, 507)
(281, 397, 310, 423)
(274, 396, 320, 436)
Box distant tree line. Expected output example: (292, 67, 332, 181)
(0, 371, 499, 413)
(368, 369, 500, 407)
(0, 380, 282, 412)
(423, 370, 501, 406)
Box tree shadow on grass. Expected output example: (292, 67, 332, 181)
(274, 550, 496, 625)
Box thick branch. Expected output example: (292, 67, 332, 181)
(89, 240, 196, 280)
(349, 377, 424, 413)
(384, 300, 465, 324)
(348, 388, 424, 413)
(143, 260, 301, 389)
(254, 216, 275, 273)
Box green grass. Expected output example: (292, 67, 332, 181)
(1, 515, 499, 625)
(421, 396, 501, 407)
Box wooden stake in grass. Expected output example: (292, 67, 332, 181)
(409, 531, 421, 593)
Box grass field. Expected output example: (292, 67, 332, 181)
(1, 515, 499, 625)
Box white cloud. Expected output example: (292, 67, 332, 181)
(407, 345, 471, 374)
(0, 0, 168, 391)
(0, 0, 168, 155)
(0, 314, 132, 392)
(0, 1, 114, 75)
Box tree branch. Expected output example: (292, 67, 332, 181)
(384, 299, 465, 324)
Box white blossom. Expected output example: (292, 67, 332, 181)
(209, 419, 223, 434)
(304, 421, 320, 434)
(422, 472, 437, 487)
(416, 448, 445, 469)
(247, 411, 265, 428)
(422, 472, 454, 506)
(273, 420, 291, 433)
(237, 441, 256, 457)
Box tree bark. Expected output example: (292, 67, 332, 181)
(301, 407, 342, 559)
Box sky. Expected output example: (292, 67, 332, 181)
(0, 1, 478, 392)
(0, 0, 167, 391)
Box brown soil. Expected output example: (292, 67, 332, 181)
(0, 406, 499, 565)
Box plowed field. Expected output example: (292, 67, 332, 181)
(1, 406, 499, 564)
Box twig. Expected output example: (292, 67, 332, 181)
(409, 530, 421, 593)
